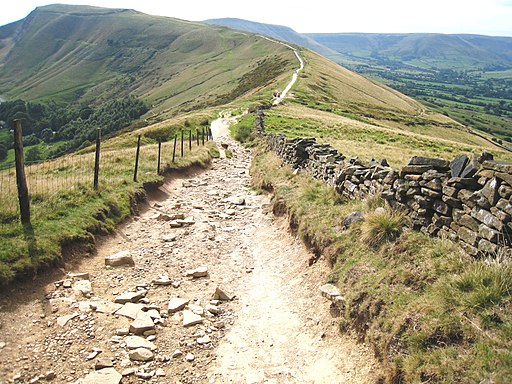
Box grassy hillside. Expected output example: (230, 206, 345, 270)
(266, 49, 512, 165)
(0, 5, 295, 118)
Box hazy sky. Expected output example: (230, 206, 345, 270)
(1, 0, 512, 36)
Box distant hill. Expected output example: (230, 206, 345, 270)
(203, 18, 512, 71)
(307, 33, 512, 70)
(204, 18, 348, 60)
(0, 5, 295, 116)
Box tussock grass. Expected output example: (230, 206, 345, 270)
(361, 208, 406, 248)
(252, 145, 512, 383)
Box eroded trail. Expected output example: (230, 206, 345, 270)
(0, 123, 379, 383)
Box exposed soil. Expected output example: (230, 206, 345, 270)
(0, 119, 380, 383)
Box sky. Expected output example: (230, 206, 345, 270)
(1, 0, 512, 36)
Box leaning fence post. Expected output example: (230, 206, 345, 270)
(181, 130, 184, 158)
(157, 140, 162, 175)
(133, 135, 141, 182)
(172, 134, 177, 163)
(13, 119, 31, 226)
(93, 128, 101, 191)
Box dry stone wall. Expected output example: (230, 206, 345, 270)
(255, 109, 512, 257)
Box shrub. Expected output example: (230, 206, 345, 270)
(361, 208, 406, 248)
(233, 125, 254, 143)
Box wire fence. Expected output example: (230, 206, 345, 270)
(0, 127, 212, 228)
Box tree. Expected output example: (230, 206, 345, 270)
(0, 142, 7, 161)
(25, 146, 42, 162)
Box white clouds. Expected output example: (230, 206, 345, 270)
(0, 0, 511, 36)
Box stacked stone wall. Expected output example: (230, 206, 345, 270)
(256, 109, 512, 257)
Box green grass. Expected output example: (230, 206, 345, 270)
(230, 113, 257, 144)
(251, 146, 512, 383)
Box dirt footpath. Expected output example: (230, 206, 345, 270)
(0, 131, 379, 383)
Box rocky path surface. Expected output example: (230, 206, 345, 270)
(0, 126, 379, 383)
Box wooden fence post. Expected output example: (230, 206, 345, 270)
(172, 134, 177, 163)
(202, 128, 205, 146)
(133, 135, 141, 182)
(189, 130, 192, 151)
(157, 140, 162, 175)
(181, 130, 184, 158)
(196, 129, 200, 146)
(13, 120, 31, 226)
(93, 128, 101, 191)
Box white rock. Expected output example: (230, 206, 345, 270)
(75, 368, 122, 384)
(57, 312, 79, 327)
(197, 335, 211, 345)
(135, 370, 153, 379)
(172, 350, 183, 358)
(185, 266, 208, 278)
(121, 368, 136, 376)
(155, 368, 166, 377)
(161, 234, 176, 242)
(146, 309, 161, 320)
(319, 284, 344, 303)
(206, 304, 221, 315)
(115, 328, 129, 336)
(227, 196, 245, 205)
(78, 301, 93, 313)
(177, 217, 195, 226)
(128, 348, 154, 362)
(125, 336, 157, 351)
(169, 221, 182, 228)
(185, 353, 195, 362)
(113, 290, 146, 304)
(182, 310, 203, 327)
(68, 272, 90, 280)
(188, 304, 204, 315)
(73, 280, 92, 297)
(153, 275, 172, 285)
(167, 297, 189, 314)
(92, 300, 123, 315)
(129, 312, 155, 335)
(85, 349, 101, 360)
(115, 303, 144, 320)
(105, 251, 134, 267)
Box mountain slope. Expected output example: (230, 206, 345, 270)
(0, 5, 295, 116)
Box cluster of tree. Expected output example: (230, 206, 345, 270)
(0, 141, 6, 161)
(0, 96, 148, 160)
